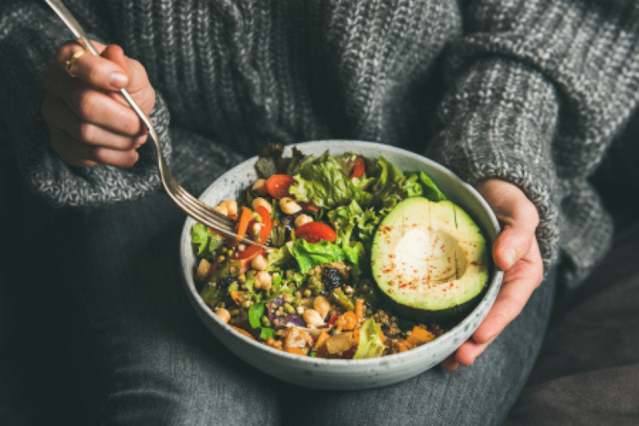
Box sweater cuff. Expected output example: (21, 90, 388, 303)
(427, 58, 561, 271)
(33, 93, 172, 207)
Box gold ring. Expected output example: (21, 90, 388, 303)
(65, 49, 88, 78)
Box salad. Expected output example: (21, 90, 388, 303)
(191, 143, 489, 359)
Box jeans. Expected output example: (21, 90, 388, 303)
(48, 190, 556, 426)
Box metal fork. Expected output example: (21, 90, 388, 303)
(45, 0, 260, 246)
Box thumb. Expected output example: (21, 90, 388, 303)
(100, 44, 130, 81)
(493, 225, 534, 271)
(101, 45, 150, 94)
(101, 44, 155, 115)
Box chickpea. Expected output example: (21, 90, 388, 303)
(252, 197, 272, 213)
(251, 254, 268, 271)
(219, 199, 238, 217)
(212, 205, 228, 216)
(252, 223, 263, 240)
(255, 271, 272, 291)
(294, 214, 313, 228)
(313, 296, 331, 319)
(216, 308, 231, 324)
(252, 179, 269, 197)
(279, 197, 302, 215)
(196, 258, 212, 282)
(296, 306, 305, 315)
(302, 309, 325, 328)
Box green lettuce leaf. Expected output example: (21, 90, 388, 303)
(191, 223, 225, 258)
(327, 200, 364, 245)
(358, 208, 381, 248)
(254, 143, 306, 179)
(289, 153, 374, 209)
(327, 200, 382, 254)
(260, 327, 275, 340)
(266, 241, 294, 271)
(403, 171, 446, 202)
(417, 171, 446, 202)
(290, 239, 361, 274)
(248, 302, 266, 329)
(369, 156, 405, 206)
(248, 303, 276, 340)
(402, 173, 423, 198)
(353, 318, 386, 359)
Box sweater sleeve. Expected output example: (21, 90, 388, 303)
(427, 0, 639, 277)
(0, 0, 173, 207)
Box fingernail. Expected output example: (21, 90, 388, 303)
(110, 72, 128, 88)
(504, 248, 517, 269)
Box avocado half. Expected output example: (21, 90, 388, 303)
(371, 197, 490, 323)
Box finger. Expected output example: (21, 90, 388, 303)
(454, 339, 492, 367)
(55, 40, 129, 91)
(50, 127, 96, 167)
(493, 225, 534, 271)
(50, 128, 139, 169)
(44, 70, 143, 136)
(473, 239, 543, 345)
(440, 354, 460, 371)
(42, 97, 146, 150)
(100, 45, 156, 113)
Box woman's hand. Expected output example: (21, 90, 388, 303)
(441, 179, 544, 371)
(42, 40, 155, 168)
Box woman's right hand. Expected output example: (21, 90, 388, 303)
(42, 40, 155, 168)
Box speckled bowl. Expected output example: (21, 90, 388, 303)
(180, 140, 503, 390)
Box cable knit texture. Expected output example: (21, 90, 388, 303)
(2, 0, 639, 287)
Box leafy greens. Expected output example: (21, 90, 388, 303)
(353, 318, 386, 359)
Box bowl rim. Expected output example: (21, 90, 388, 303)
(180, 140, 503, 366)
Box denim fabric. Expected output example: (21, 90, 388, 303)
(48, 191, 555, 426)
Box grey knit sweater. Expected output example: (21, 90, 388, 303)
(2, 0, 639, 287)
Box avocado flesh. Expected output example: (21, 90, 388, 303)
(371, 198, 489, 323)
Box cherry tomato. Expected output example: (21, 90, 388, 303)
(232, 246, 265, 262)
(208, 227, 225, 238)
(295, 222, 337, 243)
(265, 174, 295, 199)
(350, 157, 365, 179)
(327, 315, 340, 326)
(298, 201, 320, 214)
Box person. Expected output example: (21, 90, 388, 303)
(1, 0, 638, 424)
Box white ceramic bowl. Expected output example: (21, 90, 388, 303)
(180, 140, 503, 390)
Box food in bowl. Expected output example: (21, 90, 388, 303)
(190, 143, 490, 359)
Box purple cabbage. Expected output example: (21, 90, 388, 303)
(266, 297, 285, 321)
(273, 314, 305, 329)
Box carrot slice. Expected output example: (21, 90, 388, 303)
(265, 337, 283, 351)
(342, 311, 358, 330)
(396, 339, 412, 352)
(229, 291, 245, 305)
(285, 347, 307, 356)
(230, 207, 253, 246)
(231, 326, 256, 341)
(314, 330, 330, 350)
(353, 328, 361, 345)
(407, 326, 435, 346)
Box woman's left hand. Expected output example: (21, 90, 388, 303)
(441, 179, 544, 371)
